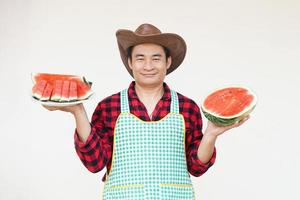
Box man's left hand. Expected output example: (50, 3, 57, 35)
(204, 115, 250, 138)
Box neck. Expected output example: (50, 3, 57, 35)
(134, 81, 164, 100)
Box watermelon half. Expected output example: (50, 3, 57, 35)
(31, 73, 93, 102)
(201, 86, 257, 126)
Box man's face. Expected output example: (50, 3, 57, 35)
(128, 43, 171, 87)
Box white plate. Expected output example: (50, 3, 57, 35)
(31, 93, 94, 107)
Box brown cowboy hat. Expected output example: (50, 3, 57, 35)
(116, 23, 187, 77)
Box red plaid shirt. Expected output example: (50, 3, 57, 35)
(74, 81, 216, 182)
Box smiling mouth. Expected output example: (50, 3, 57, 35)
(142, 73, 156, 76)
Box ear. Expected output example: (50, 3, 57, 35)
(166, 56, 172, 70)
(127, 58, 132, 69)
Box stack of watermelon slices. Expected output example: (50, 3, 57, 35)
(32, 73, 93, 102)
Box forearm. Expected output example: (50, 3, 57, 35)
(73, 104, 110, 173)
(197, 134, 217, 164)
(73, 104, 91, 143)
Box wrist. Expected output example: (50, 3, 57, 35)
(72, 104, 85, 116)
(203, 131, 218, 142)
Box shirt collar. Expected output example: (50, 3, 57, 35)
(128, 81, 171, 101)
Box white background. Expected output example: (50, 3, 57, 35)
(0, 0, 299, 199)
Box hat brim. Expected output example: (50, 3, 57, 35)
(116, 29, 186, 77)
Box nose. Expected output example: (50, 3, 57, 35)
(143, 59, 155, 71)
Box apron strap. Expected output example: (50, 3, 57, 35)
(120, 88, 179, 114)
(170, 90, 179, 114)
(120, 89, 130, 113)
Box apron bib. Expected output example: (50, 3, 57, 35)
(102, 88, 195, 200)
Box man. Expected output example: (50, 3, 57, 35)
(45, 23, 249, 199)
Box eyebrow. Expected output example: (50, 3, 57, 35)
(134, 54, 145, 57)
(152, 54, 162, 57)
(134, 53, 163, 58)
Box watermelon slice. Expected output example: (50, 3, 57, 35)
(76, 77, 93, 100)
(50, 80, 63, 101)
(32, 80, 47, 100)
(60, 80, 70, 102)
(40, 83, 53, 101)
(31, 73, 93, 103)
(69, 81, 78, 101)
(201, 86, 257, 126)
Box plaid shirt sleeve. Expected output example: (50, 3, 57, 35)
(74, 101, 111, 174)
(182, 97, 217, 177)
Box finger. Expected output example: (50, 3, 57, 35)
(240, 115, 250, 123)
(42, 105, 57, 111)
(235, 115, 250, 126)
(42, 105, 51, 110)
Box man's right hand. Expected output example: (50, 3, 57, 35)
(42, 103, 83, 115)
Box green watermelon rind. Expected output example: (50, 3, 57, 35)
(57, 92, 93, 102)
(83, 76, 92, 87)
(37, 92, 93, 102)
(201, 105, 255, 126)
(32, 94, 94, 107)
(34, 91, 93, 102)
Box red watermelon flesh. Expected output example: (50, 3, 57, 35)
(76, 79, 93, 100)
(201, 86, 256, 126)
(204, 87, 254, 117)
(32, 80, 47, 99)
(60, 80, 70, 102)
(40, 83, 53, 101)
(32, 73, 79, 84)
(69, 81, 78, 101)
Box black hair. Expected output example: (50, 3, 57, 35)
(127, 45, 170, 61)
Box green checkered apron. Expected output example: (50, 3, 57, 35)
(102, 88, 196, 200)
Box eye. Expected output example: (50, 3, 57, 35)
(153, 57, 161, 61)
(136, 57, 144, 61)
